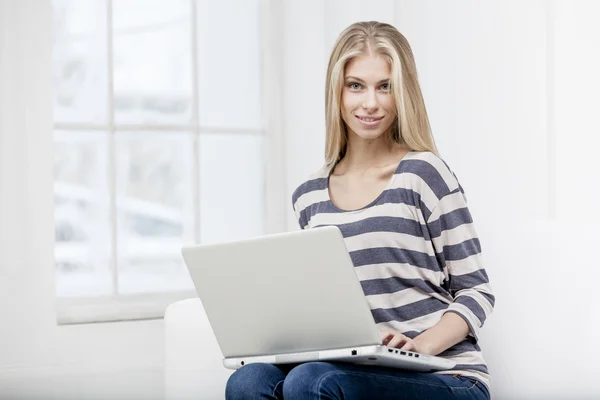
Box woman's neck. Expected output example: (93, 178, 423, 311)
(339, 132, 406, 173)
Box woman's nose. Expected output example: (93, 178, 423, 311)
(362, 90, 378, 111)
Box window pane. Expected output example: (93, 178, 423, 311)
(52, 0, 108, 124)
(197, 0, 262, 129)
(54, 131, 112, 296)
(115, 132, 194, 294)
(113, 0, 192, 125)
(199, 133, 264, 244)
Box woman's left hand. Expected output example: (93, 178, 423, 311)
(379, 328, 433, 355)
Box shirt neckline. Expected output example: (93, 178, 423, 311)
(326, 150, 414, 213)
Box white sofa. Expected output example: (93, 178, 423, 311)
(164, 298, 233, 400)
(163, 222, 600, 399)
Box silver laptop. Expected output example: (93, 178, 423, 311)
(181, 225, 455, 372)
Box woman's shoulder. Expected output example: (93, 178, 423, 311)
(401, 150, 462, 199)
(403, 150, 447, 169)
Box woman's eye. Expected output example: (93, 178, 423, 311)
(380, 83, 390, 91)
(348, 83, 362, 90)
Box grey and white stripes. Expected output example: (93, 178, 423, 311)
(291, 151, 495, 390)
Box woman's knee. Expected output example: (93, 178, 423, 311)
(283, 362, 341, 399)
(225, 363, 286, 400)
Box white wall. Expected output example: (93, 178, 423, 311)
(282, 1, 600, 399)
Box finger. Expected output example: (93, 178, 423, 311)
(379, 330, 393, 344)
(387, 334, 409, 349)
(381, 333, 393, 345)
(400, 340, 415, 351)
(387, 336, 405, 348)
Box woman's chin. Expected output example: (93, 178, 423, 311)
(353, 129, 387, 141)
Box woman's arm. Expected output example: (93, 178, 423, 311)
(411, 312, 470, 355)
(384, 175, 496, 355)
(381, 312, 469, 356)
(425, 186, 495, 344)
(383, 185, 493, 354)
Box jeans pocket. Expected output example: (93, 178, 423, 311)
(449, 375, 478, 391)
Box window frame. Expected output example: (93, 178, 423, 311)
(55, 0, 285, 324)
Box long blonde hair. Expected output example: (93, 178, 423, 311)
(325, 21, 438, 171)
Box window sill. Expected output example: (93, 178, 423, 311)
(56, 290, 197, 325)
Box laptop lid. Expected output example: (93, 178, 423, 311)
(181, 226, 382, 358)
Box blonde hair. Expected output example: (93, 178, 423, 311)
(325, 21, 439, 171)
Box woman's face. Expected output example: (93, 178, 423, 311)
(341, 53, 396, 142)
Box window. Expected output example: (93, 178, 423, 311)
(53, 0, 270, 323)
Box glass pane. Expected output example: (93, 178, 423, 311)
(52, 0, 108, 124)
(54, 131, 112, 296)
(199, 133, 264, 244)
(112, 0, 192, 125)
(197, 0, 262, 129)
(115, 132, 194, 294)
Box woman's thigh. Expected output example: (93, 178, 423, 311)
(282, 362, 490, 400)
(225, 363, 293, 400)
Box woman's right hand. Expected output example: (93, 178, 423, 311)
(379, 327, 414, 349)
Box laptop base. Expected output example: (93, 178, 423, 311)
(223, 345, 455, 372)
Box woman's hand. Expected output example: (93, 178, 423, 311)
(379, 328, 433, 355)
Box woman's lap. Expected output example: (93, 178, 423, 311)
(225, 362, 490, 400)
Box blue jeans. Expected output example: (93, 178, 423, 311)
(225, 362, 490, 400)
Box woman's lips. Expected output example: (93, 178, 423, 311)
(356, 115, 384, 127)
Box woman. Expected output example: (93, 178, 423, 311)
(226, 21, 494, 400)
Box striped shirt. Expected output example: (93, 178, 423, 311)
(291, 150, 495, 390)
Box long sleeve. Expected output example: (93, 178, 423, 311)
(426, 185, 495, 342)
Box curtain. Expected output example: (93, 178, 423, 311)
(0, 0, 56, 369)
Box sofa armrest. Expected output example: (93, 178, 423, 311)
(164, 298, 233, 400)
